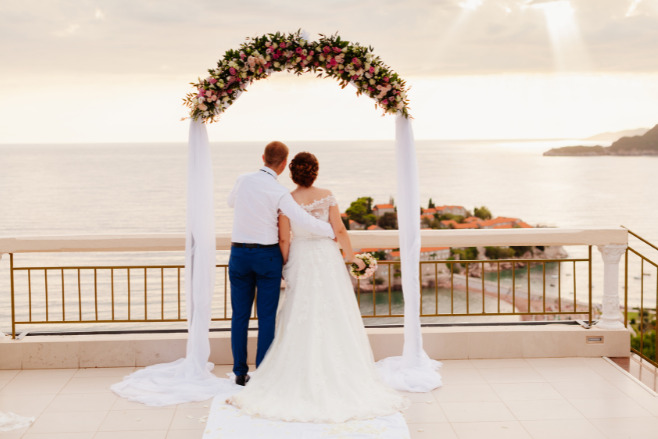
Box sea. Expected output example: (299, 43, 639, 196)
(1, 139, 657, 332)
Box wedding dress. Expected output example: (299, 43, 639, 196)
(229, 194, 408, 423)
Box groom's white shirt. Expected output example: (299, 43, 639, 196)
(228, 166, 335, 244)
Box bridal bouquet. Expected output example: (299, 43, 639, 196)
(350, 253, 378, 280)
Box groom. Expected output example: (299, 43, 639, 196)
(227, 141, 335, 385)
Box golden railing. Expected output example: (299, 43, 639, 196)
(7, 252, 593, 338)
(2, 229, 628, 338)
(623, 228, 658, 370)
(355, 254, 593, 323)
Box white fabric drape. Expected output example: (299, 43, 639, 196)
(111, 120, 229, 406)
(0, 412, 33, 432)
(376, 115, 442, 392)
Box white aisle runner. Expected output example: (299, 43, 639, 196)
(202, 386, 410, 439)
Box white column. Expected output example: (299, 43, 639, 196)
(595, 244, 627, 329)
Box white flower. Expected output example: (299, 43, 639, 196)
(369, 79, 375, 85)
(274, 61, 281, 68)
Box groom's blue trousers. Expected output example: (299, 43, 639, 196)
(228, 244, 283, 376)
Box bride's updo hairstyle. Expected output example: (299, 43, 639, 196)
(289, 152, 319, 188)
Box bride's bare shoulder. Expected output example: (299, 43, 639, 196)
(313, 187, 333, 198)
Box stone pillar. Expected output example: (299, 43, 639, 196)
(595, 244, 627, 329)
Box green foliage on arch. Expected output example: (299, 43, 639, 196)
(184, 30, 411, 123)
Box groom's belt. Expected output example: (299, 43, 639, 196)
(231, 242, 279, 248)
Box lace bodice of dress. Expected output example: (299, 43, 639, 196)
(291, 194, 337, 239)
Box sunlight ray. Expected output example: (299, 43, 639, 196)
(526, 0, 591, 72)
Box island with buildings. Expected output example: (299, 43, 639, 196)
(342, 197, 566, 269)
(341, 197, 574, 319)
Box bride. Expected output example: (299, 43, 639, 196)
(228, 152, 408, 423)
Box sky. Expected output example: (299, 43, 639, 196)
(1, 0, 657, 143)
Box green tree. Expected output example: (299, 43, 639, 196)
(428, 198, 435, 209)
(345, 197, 376, 226)
(484, 246, 515, 259)
(511, 246, 532, 256)
(451, 247, 478, 263)
(474, 206, 493, 220)
(371, 250, 388, 260)
(377, 212, 398, 230)
(631, 331, 656, 361)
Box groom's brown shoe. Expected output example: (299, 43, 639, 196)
(236, 375, 250, 386)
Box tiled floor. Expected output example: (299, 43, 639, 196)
(1, 358, 657, 438)
(611, 355, 658, 392)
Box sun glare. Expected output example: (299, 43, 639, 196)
(626, 0, 642, 16)
(526, 0, 590, 71)
(458, 0, 484, 11)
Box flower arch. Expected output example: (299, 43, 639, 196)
(112, 31, 440, 408)
(184, 31, 411, 122)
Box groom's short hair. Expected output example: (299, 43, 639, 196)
(264, 141, 289, 167)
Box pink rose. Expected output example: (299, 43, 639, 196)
(209, 78, 217, 84)
(295, 47, 304, 54)
(279, 42, 286, 48)
(229, 67, 236, 75)
(352, 57, 360, 65)
(384, 76, 389, 82)
(369, 66, 375, 74)
(333, 47, 342, 53)
(323, 46, 331, 54)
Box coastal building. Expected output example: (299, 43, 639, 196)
(434, 205, 468, 217)
(439, 216, 534, 230)
(440, 219, 479, 229)
(420, 246, 451, 260)
(479, 217, 532, 229)
(349, 219, 366, 230)
(372, 203, 395, 217)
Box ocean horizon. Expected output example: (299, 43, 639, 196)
(1, 139, 657, 331)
